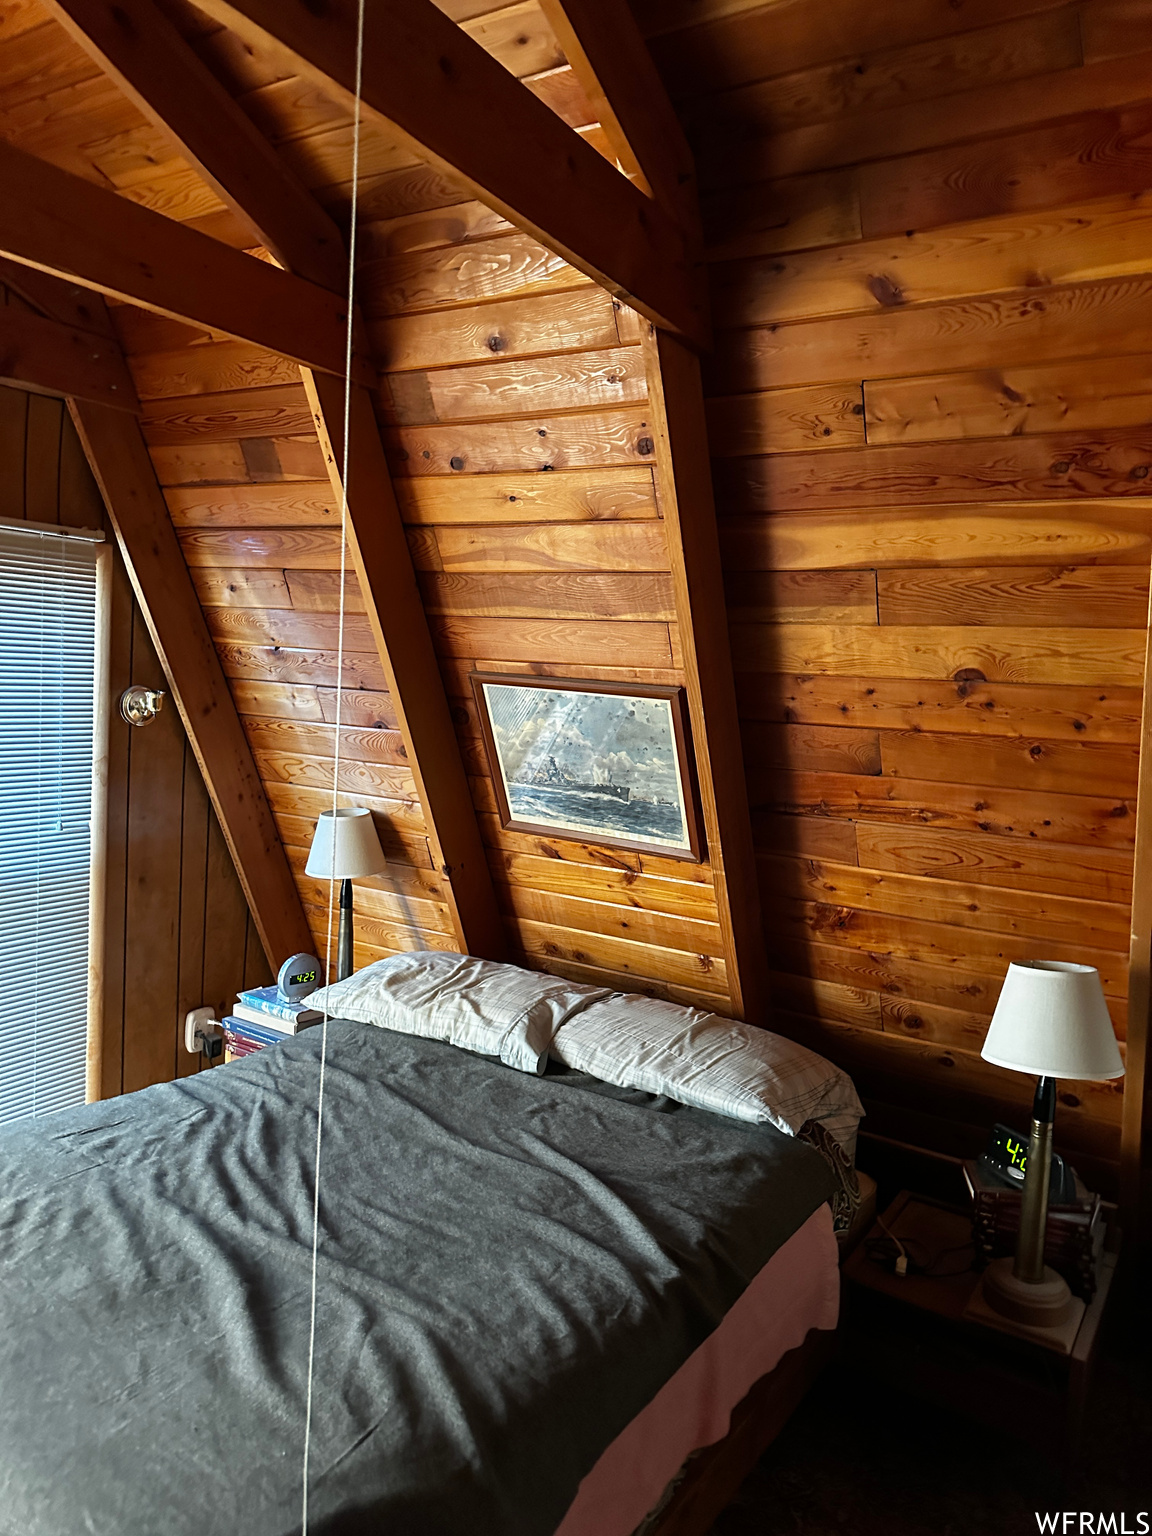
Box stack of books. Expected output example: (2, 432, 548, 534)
(962, 1158, 1104, 1301)
(222, 985, 324, 1062)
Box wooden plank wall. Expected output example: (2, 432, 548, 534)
(0, 0, 460, 971)
(326, 6, 735, 1010)
(0, 364, 269, 1098)
(0, 0, 739, 1004)
(108, 303, 459, 973)
(635, 0, 1152, 1190)
(375, 275, 731, 1012)
(14, 0, 1149, 1181)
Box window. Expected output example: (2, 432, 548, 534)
(0, 523, 107, 1126)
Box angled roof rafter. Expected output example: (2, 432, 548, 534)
(48, 0, 508, 961)
(0, 138, 368, 381)
(190, 0, 710, 349)
(536, 0, 699, 232)
(523, 4, 766, 1020)
(4, 265, 314, 969)
(41, 0, 347, 294)
(73, 395, 318, 969)
(303, 372, 509, 960)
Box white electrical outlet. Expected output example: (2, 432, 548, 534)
(184, 1007, 220, 1056)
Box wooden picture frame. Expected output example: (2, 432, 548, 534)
(470, 672, 703, 862)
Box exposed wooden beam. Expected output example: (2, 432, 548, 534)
(536, 0, 698, 231)
(303, 372, 509, 961)
(549, 27, 751, 1014)
(191, 0, 709, 349)
(70, 398, 315, 970)
(641, 325, 770, 1024)
(0, 302, 139, 410)
(0, 140, 368, 381)
(51, 0, 508, 959)
(41, 0, 347, 295)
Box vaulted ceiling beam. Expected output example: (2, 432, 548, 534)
(522, 6, 764, 1020)
(50, 0, 507, 959)
(191, 0, 709, 350)
(41, 0, 347, 294)
(0, 139, 369, 381)
(642, 326, 770, 1024)
(304, 373, 508, 960)
(14, 263, 314, 970)
(536, 0, 698, 231)
(0, 302, 139, 410)
(71, 398, 316, 970)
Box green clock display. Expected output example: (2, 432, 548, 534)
(277, 952, 322, 1002)
(980, 1121, 1078, 1203)
(983, 1122, 1030, 1184)
(1004, 1134, 1028, 1176)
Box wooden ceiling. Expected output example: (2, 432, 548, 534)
(2, 0, 1150, 1216)
(0, 0, 766, 1023)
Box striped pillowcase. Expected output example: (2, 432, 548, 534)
(308, 953, 608, 1076)
(551, 992, 863, 1154)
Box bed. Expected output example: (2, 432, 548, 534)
(0, 963, 856, 1536)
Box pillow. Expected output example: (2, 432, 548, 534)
(550, 992, 864, 1154)
(308, 953, 609, 1076)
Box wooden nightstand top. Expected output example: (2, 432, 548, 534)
(843, 1190, 979, 1319)
(844, 1189, 1118, 1364)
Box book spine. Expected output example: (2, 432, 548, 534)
(223, 1016, 283, 1049)
(232, 1003, 295, 1034)
(224, 1037, 265, 1058)
(237, 992, 314, 1024)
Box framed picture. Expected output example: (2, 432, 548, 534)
(470, 673, 703, 861)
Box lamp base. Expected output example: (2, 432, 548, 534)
(964, 1257, 1085, 1353)
(981, 1257, 1075, 1326)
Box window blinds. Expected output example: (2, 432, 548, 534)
(0, 524, 103, 1127)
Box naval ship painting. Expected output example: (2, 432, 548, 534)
(521, 754, 631, 802)
(474, 676, 699, 857)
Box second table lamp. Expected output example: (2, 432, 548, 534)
(306, 807, 387, 981)
(976, 960, 1123, 1335)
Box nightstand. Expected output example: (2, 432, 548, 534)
(841, 1190, 1120, 1482)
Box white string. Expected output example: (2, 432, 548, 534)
(302, 0, 366, 1526)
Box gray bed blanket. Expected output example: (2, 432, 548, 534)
(0, 1021, 834, 1536)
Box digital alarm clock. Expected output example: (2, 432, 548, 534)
(277, 952, 322, 1002)
(979, 1121, 1077, 1203)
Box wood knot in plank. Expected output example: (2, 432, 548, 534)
(866, 274, 904, 306)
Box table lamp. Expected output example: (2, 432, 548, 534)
(306, 808, 386, 981)
(977, 960, 1123, 1332)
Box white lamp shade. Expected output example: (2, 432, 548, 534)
(981, 961, 1124, 1080)
(305, 807, 387, 879)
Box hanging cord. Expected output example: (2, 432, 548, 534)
(302, 0, 366, 1526)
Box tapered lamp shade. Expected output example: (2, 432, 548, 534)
(305, 807, 387, 879)
(981, 961, 1124, 1081)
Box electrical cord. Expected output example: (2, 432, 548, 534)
(865, 1225, 976, 1279)
(874, 1210, 908, 1276)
